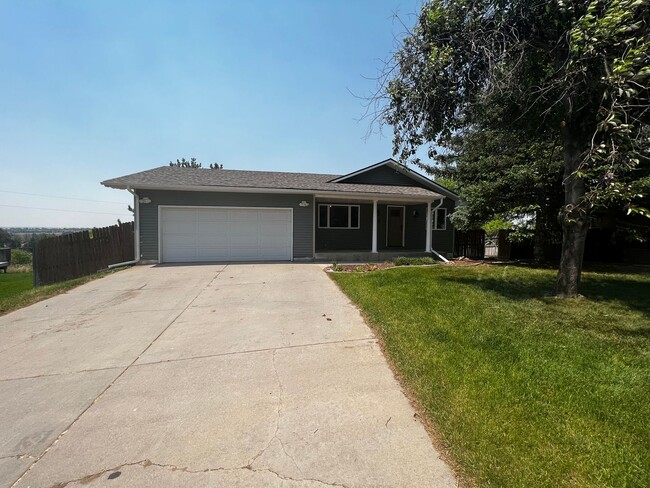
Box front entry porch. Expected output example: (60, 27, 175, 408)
(314, 197, 449, 261)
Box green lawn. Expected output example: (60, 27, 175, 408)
(0, 270, 114, 316)
(331, 265, 650, 488)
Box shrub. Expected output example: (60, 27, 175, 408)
(395, 256, 436, 266)
(11, 249, 32, 265)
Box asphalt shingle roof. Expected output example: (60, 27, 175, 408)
(101, 166, 441, 198)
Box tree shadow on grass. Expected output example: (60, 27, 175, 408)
(438, 269, 650, 338)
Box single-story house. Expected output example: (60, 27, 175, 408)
(101, 158, 459, 263)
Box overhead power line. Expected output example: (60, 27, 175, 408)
(0, 204, 132, 216)
(0, 189, 126, 205)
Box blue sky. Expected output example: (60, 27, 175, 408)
(0, 0, 420, 227)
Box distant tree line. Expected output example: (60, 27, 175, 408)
(0, 228, 57, 252)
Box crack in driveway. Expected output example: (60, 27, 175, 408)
(246, 348, 304, 476)
(10, 268, 228, 488)
(46, 459, 351, 488)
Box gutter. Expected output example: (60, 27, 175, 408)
(126, 187, 140, 263)
(102, 183, 443, 202)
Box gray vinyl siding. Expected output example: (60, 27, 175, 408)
(431, 199, 455, 257)
(342, 166, 420, 186)
(315, 201, 373, 251)
(340, 165, 459, 200)
(136, 189, 313, 261)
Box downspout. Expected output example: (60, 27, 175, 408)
(430, 197, 449, 263)
(126, 186, 140, 264)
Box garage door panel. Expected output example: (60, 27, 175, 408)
(162, 234, 197, 248)
(197, 247, 231, 260)
(229, 222, 260, 246)
(260, 247, 291, 260)
(160, 207, 292, 263)
(263, 209, 292, 221)
(164, 248, 199, 261)
(260, 222, 291, 235)
(197, 233, 229, 247)
(229, 247, 261, 260)
(164, 208, 197, 221)
(197, 209, 228, 222)
(229, 209, 259, 221)
(162, 220, 197, 235)
(260, 229, 291, 247)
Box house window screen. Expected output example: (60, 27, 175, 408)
(318, 205, 361, 229)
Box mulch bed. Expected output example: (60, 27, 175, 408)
(325, 262, 395, 273)
(325, 257, 510, 273)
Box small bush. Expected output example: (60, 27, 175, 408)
(10, 249, 32, 265)
(395, 256, 437, 266)
(332, 263, 344, 272)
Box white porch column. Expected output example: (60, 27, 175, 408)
(425, 201, 432, 253)
(371, 199, 378, 253)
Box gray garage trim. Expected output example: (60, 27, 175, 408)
(136, 190, 313, 262)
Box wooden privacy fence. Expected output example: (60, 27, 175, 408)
(455, 229, 486, 260)
(33, 222, 134, 286)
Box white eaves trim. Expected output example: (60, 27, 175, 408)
(102, 182, 444, 202)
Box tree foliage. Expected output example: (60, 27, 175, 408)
(440, 126, 564, 261)
(374, 0, 650, 296)
(0, 228, 20, 248)
(169, 157, 223, 169)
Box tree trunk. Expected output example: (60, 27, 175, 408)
(533, 209, 546, 263)
(555, 122, 590, 297)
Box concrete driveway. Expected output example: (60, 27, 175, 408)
(0, 264, 455, 488)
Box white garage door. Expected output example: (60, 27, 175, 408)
(160, 206, 292, 263)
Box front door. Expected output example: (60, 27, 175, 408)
(387, 206, 404, 247)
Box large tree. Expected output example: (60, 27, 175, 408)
(376, 0, 650, 296)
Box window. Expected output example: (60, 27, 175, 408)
(318, 204, 360, 229)
(434, 208, 447, 230)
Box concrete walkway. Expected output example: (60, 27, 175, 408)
(0, 264, 456, 488)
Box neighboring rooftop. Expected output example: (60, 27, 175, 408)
(101, 160, 458, 199)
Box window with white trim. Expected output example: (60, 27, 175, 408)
(434, 207, 447, 230)
(318, 204, 360, 229)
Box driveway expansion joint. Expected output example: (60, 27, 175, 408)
(133, 337, 377, 368)
(0, 366, 126, 384)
